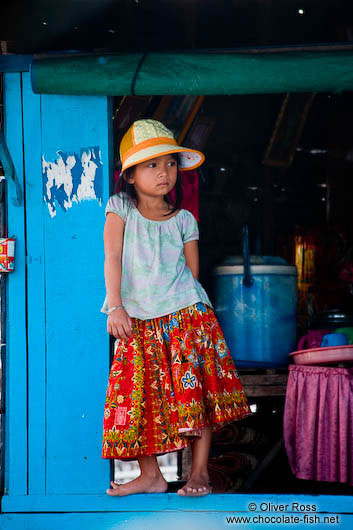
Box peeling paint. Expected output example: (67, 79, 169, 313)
(42, 147, 103, 217)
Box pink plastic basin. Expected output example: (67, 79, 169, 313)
(289, 345, 353, 365)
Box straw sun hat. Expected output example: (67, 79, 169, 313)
(120, 119, 205, 172)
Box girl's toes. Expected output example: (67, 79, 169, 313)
(107, 481, 121, 495)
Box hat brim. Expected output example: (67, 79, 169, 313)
(122, 144, 205, 172)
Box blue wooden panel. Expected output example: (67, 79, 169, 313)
(2, 492, 353, 514)
(21, 73, 46, 495)
(0, 55, 32, 73)
(39, 95, 112, 494)
(1, 505, 353, 530)
(3, 73, 28, 496)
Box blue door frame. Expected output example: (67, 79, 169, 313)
(0, 71, 352, 530)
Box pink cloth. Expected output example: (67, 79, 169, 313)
(169, 169, 199, 222)
(284, 364, 353, 485)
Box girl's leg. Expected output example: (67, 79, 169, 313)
(107, 455, 168, 496)
(177, 426, 212, 496)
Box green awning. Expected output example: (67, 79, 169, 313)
(31, 51, 353, 96)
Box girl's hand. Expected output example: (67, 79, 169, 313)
(107, 308, 133, 341)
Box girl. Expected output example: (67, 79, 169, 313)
(102, 119, 251, 497)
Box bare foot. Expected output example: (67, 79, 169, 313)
(106, 475, 168, 496)
(177, 473, 212, 497)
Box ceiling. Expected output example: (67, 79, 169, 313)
(0, 0, 353, 55)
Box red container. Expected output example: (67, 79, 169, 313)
(0, 237, 16, 272)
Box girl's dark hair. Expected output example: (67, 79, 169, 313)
(117, 153, 183, 215)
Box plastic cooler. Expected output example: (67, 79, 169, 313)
(212, 227, 297, 368)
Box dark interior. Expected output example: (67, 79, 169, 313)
(1, 0, 353, 54)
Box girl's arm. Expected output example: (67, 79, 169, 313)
(104, 212, 133, 340)
(184, 240, 199, 280)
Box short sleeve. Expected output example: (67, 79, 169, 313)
(105, 192, 131, 222)
(180, 210, 199, 243)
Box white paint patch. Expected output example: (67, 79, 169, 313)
(76, 150, 99, 202)
(42, 155, 76, 217)
(42, 147, 103, 218)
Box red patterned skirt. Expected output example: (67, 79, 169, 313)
(102, 302, 251, 460)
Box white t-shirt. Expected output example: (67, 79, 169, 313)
(101, 192, 212, 320)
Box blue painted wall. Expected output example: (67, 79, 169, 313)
(2, 72, 111, 503)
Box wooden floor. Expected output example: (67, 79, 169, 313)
(1, 493, 353, 530)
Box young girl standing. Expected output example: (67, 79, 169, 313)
(102, 119, 251, 497)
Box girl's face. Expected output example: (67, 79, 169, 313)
(127, 154, 178, 199)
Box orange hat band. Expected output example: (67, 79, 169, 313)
(122, 137, 177, 167)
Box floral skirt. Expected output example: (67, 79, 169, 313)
(102, 302, 251, 460)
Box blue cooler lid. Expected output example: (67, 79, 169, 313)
(214, 255, 297, 276)
(220, 255, 287, 266)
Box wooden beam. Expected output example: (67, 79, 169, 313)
(240, 371, 289, 397)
